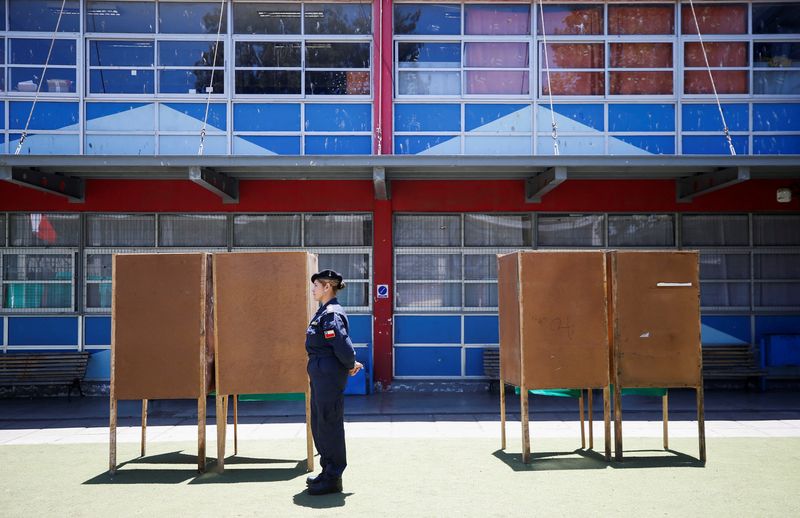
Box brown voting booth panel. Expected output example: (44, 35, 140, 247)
(212, 252, 317, 471)
(498, 251, 611, 462)
(110, 253, 213, 474)
(610, 250, 705, 462)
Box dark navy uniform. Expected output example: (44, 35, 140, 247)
(306, 297, 355, 479)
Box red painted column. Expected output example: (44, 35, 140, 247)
(372, 0, 393, 155)
(372, 199, 393, 388)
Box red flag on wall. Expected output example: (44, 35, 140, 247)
(31, 214, 57, 244)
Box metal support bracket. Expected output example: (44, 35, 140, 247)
(0, 166, 84, 202)
(188, 166, 239, 204)
(373, 166, 390, 200)
(525, 166, 567, 203)
(677, 166, 750, 203)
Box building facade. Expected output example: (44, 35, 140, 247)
(1, 0, 799, 389)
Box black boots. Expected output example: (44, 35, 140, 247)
(307, 475, 343, 496)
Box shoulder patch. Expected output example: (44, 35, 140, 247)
(324, 329, 335, 339)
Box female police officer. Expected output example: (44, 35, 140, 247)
(305, 269, 363, 496)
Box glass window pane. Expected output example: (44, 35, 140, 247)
(394, 4, 461, 35)
(90, 41, 154, 67)
(610, 72, 673, 95)
(685, 42, 748, 68)
(754, 215, 800, 246)
(699, 253, 751, 280)
(159, 41, 224, 67)
(233, 2, 301, 35)
(331, 281, 369, 307)
(158, 214, 226, 247)
(306, 71, 370, 95)
(317, 253, 369, 279)
(466, 70, 529, 95)
(465, 43, 529, 68)
(90, 69, 155, 94)
(3, 253, 72, 280)
(304, 3, 371, 35)
(396, 283, 461, 308)
(681, 215, 749, 246)
(0, 215, 6, 246)
(10, 39, 76, 66)
(465, 4, 530, 35)
(537, 215, 604, 247)
(396, 254, 461, 280)
(398, 71, 460, 95)
(87, 282, 113, 309)
(233, 214, 301, 246)
(304, 214, 372, 246)
(608, 215, 674, 247)
(754, 254, 800, 280)
(681, 3, 747, 34)
(539, 4, 603, 35)
(235, 42, 301, 68)
(465, 283, 498, 308)
(543, 72, 604, 96)
(86, 214, 156, 246)
(86, 1, 156, 33)
(755, 283, 800, 307)
(611, 43, 672, 68)
(684, 70, 748, 95)
(3, 254, 73, 309)
(305, 42, 370, 68)
(86, 253, 112, 280)
(9, 213, 80, 246)
(546, 43, 604, 69)
(608, 4, 674, 35)
(159, 69, 224, 94)
(395, 215, 461, 247)
(464, 214, 531, 247)
(700, 282, 750, 307)
(753, 3, 800, 34)
(754, 71, 800, 95)
(464, 255, 497, 280)
(10, 68, 77, 93)
(236, 70, 300, 94)
(398, 43, 460, 68)
(754, 42, 800, 68)
(9, 0, 80, 32)
(158, 2, 227, 34)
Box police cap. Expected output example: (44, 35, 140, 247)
(311, 269, 344, 284)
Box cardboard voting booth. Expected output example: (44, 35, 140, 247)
(212, 252, 317, 471)
(110, 253, 214, 474)
(610, 250, 706, 461)
(498, 251, 612, 463)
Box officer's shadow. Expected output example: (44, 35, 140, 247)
(293, 489, 353, 509)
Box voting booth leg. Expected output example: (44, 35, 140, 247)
(520, 385, 530, 463)
(141, 399, 148, 457)
(215, 395, 226, 472)
(109, 397, 117, 475)
(614, 384, 623, 461)
(197, 395, 207, 473)
(697, 385, 707, 462)
(233, 396, 238, 455)
(305, 385, 314, 472)
(588, 389, 594, 450)
(579, 392, 586, 449)
(500, 376, 507, 450)
(603, 386, 611, 461)
(662, 393, 669, 450)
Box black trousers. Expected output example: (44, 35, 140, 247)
(307, 356, 349, 478)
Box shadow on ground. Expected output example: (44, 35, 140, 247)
(493, 447, 704, 471)
(293, 490, 353, 509)
(83, 451, 308, 485)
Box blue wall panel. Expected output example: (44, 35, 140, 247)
(85, 316, 111, 347)
(86, 135, 155, 155)
(540, 104, 604, 131)
(464, 315, 499, 344)
(465, 347, 489, 376)
(682, 104, 749, 131)
(85, 350, 111, 381)
(395, 315, 461, 344)
(609, 104, 674, 132)
(348, 314, 372, 344)
(305, 104, 371, 132)
(753, 136, 800, 155)
(8, 317, 78, 346)
(0, 103, 4, 129)
(755, 315, 800, 343)
(682, 135, 749, 155)
(305, 135, 371, 154)
(160, 103, 226, 131)
(395, 104, 461, 132)
(395, 135, 459, 154)
(701, 315, 750, 345)
(234, 103, 300, 131)
(395, 346, 461, 376)
(465, 104, 529, 131)
(237, 135, 300, 155)
(753, 103, 800, 131)
(611, 135, 675, 154)
(10, 102, 78, 130)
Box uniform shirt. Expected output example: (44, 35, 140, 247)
(305, 298, 356, 370)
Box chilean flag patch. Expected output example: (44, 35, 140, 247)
(324, 329, 335, 340)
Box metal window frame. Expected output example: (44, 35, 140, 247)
(1, 247, 78, 313)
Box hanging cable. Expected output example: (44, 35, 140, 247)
(537, 1, 559, 156)
(198, 0, 227, 156)
(15, 0, 68, 155)
(688, 0, 736, 156)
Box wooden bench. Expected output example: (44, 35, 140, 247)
(0, 352, 90, 399)
(702, 344, 765, 382)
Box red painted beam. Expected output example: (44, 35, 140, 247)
(371, 199, 393, 388)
